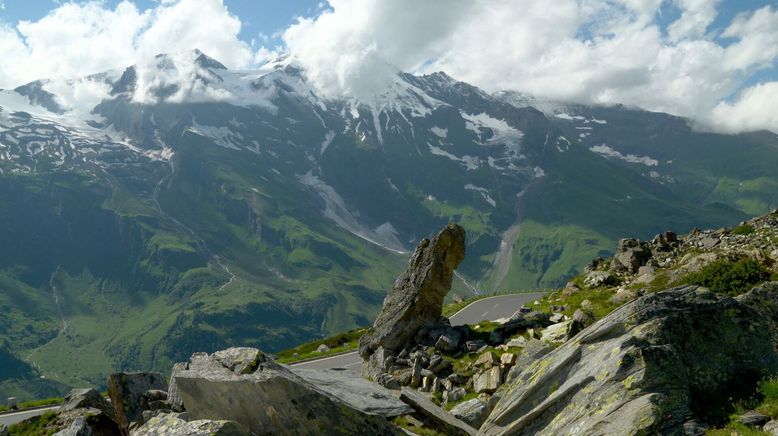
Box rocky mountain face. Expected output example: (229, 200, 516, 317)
(0, 50, 776, 399)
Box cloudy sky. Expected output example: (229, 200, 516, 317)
(1, 0, 777, 133)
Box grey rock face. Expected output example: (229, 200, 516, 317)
(53, 408, 121, 436)
(450, 398, 488, 429)
(566, 308, 594, 338)
(60, 388, 115, 419)
(167, 362, 187, 412)
(614, 238, 651, 273)
(764, 420, 778, 435)
(474, 367, 503, 394)
(360, 224, 466, 379)
(0, 424, 8, 436)
(291, 368, 413, 417)
(173, 347, 402, 435)
(445, 386, 466, 403)
(740, 411, 770, 427)
(212, 347, 266, 374)
(107, 372, 168, 434)
(480, 285, 778, 435)
(131, 413, 249, 436)
(584, 270, 616, 288)
(435, 328, 462, 352)
(54, 416, 89, 436)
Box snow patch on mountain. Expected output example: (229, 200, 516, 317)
(493, 91, 568, 117)
(297, 171, 406, 253)
(428, 143, 479, 170)
(431, 126, 448, 138)
(465, 184, 496, 207)
(461, 112, 522, 145)
(320, 130, 336, 155)
(556, 113, 608, 125)
(590, 144, 658, 166)
(187, 120, 243, 150)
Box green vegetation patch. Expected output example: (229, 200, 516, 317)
(0, 397, 63, 413)
(275, 328, 367, 363)
(684, 257, 771, 296)
(7, 410, 59, 436)
(706, 377, 778, 435)
(732, 224, 756, 236)
(392, 415, 447, 436)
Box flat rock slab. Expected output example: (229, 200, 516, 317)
(173, 347, 402, 435)
(291, 368, 413, 417)
(400, 387, 476, 436)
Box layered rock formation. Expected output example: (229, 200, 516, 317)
(480, 283, 778, 435)
(360, 224, 466, 381)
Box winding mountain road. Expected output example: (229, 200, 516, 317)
(290, 292, 547, 371)
(0, 292, 546, 427)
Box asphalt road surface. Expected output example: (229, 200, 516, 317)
(0, 292, 546, 427)
(0, 405, 60, 427)
(291, 292, 547, 371)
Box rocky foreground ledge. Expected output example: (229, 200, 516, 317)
(6, 214, 778, 435)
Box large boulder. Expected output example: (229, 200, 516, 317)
(290, 368, 413, 417)
(480, 284, 778, 435)
(360, 224, 466, 379)
(172, 347, 402, 435)
(107, 372, 168, 434)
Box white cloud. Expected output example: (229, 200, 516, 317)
(709, 82, 778, 133)
(0, 0, 253, 89)
(282, 0, 475, 99)
(667, 0, 720, 42)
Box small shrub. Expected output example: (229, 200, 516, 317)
(683, 257, 770, 296)
(732, 224, 756, 235)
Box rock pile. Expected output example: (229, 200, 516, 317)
(583, 211, 778, 290)
(357, 224, 557, 404)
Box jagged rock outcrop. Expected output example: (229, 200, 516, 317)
(51, 408, 121, 436)
(360, 224, 466, 380)
(172, 347, 402, 435)
(60, 388, 115, 419)
(612, 238, 652, 273)
(107, 372, 168, 435)
(480, 283, 778, 435)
